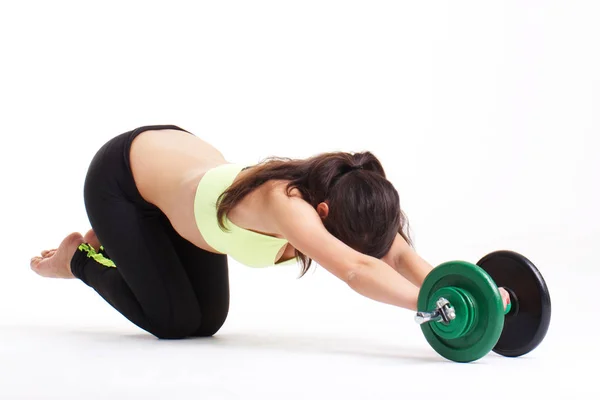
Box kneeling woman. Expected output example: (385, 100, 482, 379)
(30, 125, 505, 339)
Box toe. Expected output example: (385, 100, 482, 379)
(44, 250, 57, 259)
(41, 249, 57, 257)
(30, 256, 42, 269)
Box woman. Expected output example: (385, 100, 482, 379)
(30, 125, 509, 339)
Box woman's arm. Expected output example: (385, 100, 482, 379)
(267, 189, 420, 311)
(382, 233, 434, 288)
(383, 235, 512, 310)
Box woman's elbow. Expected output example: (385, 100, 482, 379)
(343, 257, 371, 286)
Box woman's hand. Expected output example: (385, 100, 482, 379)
(499, 287, 511, 311)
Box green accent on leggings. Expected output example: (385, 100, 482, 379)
(78, 243, 116, 268)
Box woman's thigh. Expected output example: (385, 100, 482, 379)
(80, 129, 203, 337)
(168, 228, 230, 337)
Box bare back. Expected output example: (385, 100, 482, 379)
(129, 129, 296, 262)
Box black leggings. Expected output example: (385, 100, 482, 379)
(70, 125, 229, 339)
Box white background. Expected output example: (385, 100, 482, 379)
(1, 1, 598, 399)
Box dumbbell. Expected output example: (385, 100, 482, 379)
(415, 250, 551, 363)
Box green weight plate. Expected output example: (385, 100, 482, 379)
(429, 287, 476, 340)
(418, 261, 505, 363)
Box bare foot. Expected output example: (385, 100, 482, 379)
(83, 229, 101, 251)
(30, 232, 85, 279)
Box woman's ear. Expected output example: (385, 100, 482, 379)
(316, 202, 329, 219)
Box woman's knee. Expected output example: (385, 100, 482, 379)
(144, 296, 229, 339)
(193, 322, 224, 338)
(148, 313, 202, 340)
(192, 307, 229, 337)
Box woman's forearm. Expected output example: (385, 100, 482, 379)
(394, 246, 434, 288)
(383, 233, 434, 288)
(346, 257, 420, 311)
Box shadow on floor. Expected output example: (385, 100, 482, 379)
(2, 323, 456, 364)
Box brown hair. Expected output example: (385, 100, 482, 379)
(216, 151, 412, 277)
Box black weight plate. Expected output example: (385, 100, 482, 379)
(476, 250, 551, 357)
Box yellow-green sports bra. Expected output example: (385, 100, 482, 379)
(194, 163, 298, 268)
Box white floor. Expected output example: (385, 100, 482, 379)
(1, 265, 597, 400)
